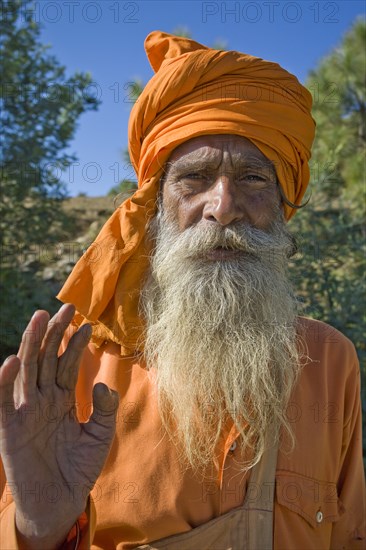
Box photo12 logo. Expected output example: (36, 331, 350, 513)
(201, 2, 340, 24)
(10, 1, 140, 24)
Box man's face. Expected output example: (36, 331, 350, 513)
(142, 137, 299, 472)
(162, 134, 281, 239)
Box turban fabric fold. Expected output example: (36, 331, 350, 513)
(58, 31, 316, 354)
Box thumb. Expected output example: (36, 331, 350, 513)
(89, 383, 119, 428)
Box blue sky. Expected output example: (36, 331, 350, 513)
(35, 0, 365, 196)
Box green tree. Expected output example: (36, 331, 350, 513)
(288, 18, 366, 457)
(0, 0, 100, 358)
(306, 17, 365, 208)
(290, 17, 365, 352)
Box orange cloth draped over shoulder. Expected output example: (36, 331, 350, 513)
(57, 31, 316, 355)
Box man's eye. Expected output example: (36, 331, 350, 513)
(182, 173, 204, 180)
(242, 174, 267, 182)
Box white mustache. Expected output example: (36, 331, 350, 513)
(163, 221, 295, 259)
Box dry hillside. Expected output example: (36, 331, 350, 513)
(37, 195, 117, 295)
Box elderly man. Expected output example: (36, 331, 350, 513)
(0, 32, 365, 549)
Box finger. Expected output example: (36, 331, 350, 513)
(0, 356, 20, 420)
(85, 383, 119, 438)
(56, 324, 92, 390)
(17, 311, 50, 391)
(37, 303, 75, 387)
(92, 383, 119, 414)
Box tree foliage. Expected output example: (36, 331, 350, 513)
(289, 18, 365, 357)
(0, 0, 100, 356)
(306, 17, 365, 207)
(288, 18, 366, 454)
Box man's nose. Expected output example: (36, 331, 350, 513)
(202, 175, 245, 226)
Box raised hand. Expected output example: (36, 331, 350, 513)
(0, 304, 119, 549)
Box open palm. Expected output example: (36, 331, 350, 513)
(0, 304, 118, 547)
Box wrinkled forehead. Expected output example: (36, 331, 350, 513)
(165, 134, 276, 173)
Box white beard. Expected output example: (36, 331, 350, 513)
(140, 209, 301, 473)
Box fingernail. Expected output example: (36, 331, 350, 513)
(80, 324, 92, 339)
(59, 303, 74, 314)
(3, 355, 20, 367)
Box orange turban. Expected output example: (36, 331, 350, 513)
(58, 31, 316, 354)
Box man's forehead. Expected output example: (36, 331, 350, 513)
(166, 134, 275, 172)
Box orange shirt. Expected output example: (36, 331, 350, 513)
(1, 317, 365, 548)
